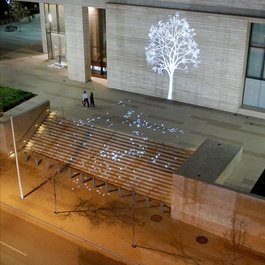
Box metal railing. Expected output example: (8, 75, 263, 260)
(30, 106, 64, 153)
(16, 105, 50, 148)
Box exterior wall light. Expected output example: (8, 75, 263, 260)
(48, 13, 52, 22)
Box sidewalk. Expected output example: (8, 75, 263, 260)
(1, 148, 264, 265)
(1, 15, 265, 265)
(1, 15, 265, 194)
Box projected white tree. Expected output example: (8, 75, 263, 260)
(145, 13, 200, 100)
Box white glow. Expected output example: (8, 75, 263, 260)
(53, 99, 188, 194)
(48, 13, 52, 22)
(145, 13, 200, 100)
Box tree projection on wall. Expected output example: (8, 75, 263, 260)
(145, 13, 200, 100)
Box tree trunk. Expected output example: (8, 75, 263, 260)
(53, 183, 58, 214)
(167, 72, 174, 100)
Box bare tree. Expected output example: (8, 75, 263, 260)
(221, 215, 248, 265)
(145, 12, 200, 100)
(171, 238, 201, 265)
(38, 159, 63, 214)
(70, 195, 144, 228)
(10, 1, 30, 31)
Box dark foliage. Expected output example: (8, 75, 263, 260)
(0, 86, 36, 112)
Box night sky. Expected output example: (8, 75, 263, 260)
(0, 0, 38, 16)
(0, 0, 9, 15)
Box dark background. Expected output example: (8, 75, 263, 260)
(0, 0, 39, 17)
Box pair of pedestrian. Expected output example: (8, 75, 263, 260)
(82, 91, 95, 107)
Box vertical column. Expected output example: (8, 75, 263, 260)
(64, 5, 91, 82)
(39, 3, 48, 54)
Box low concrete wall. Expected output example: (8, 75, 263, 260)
(171, 138, 265, 253)
(0, 99, 50, 155)
(175, 138, 242, 183)
(171, 176, 265, 254)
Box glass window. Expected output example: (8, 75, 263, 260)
(49, 5, 58, 33)
(44, 4, 66, 61)
(246, 23, 265, 80)
(246, 47, 264, 78)
(45, 4, 64, 34)
(44, 4, 50, 33)
(250, 24, 265, 47)
(243, 23, 265, 109)
(58, 5, 65, 33)
(263, 61, 265, 79)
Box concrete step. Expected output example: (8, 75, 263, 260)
(27, 114, 193, 207)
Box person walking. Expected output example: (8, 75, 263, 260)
(90, 92, 95, 107)
(83, 91, 89, 107)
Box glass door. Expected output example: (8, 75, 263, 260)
(45, 4, 66, 66)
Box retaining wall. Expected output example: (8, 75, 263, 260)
(0, 99, 50, 155)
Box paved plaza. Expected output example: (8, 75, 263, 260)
(1, 15, 265, 265)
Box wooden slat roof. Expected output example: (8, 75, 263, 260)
(28, 115, 193, 206)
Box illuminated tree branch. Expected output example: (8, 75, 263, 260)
(145, 13, 200, 100)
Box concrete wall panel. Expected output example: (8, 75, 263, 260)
(0, 100, 50, 155)
(18, 0, 107, 9)
(64, 5, 91, 82)
(108, 0, 265, 17)
(106, 4, 253, 113)
(171, 174, 265, 254)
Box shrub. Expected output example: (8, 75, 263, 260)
(0, 86, 36, 112)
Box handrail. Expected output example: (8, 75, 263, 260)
(17, 104, 50, 147)
(30, 106, 64, 153)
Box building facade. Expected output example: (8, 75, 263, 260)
(19, 0, 265, 118)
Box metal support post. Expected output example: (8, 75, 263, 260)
(160, 202, 164, 213)
(105, 182, 109, 193)
(118, 186, 122, 197)
(34, 156, 39, 166)
(92, 177, 96, 187)
(146, 197, 150, 208)
(80, 172, 84, 182)
(46, 160, 50, 170)
(24, 151, 28, 162)
(57, 164, 61, 173)
(132, 190, 136, 201)
(10, 114, 24, 199)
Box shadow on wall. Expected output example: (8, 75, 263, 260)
(0, 100, 50, 155)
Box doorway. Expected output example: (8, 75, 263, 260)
(44, 4, 66, 65)
(89, 8, 107, 78)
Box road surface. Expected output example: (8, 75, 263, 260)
(0, 208, 128, 265)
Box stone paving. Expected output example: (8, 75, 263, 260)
(1, 14, 265, 265)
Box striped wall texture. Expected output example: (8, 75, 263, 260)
(18, 0, 265, 13)
(108, 0, 265, 15)
(16, 0, 265, 114)
(172, 174, 265, 254)
(106, 4, 265, 113)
